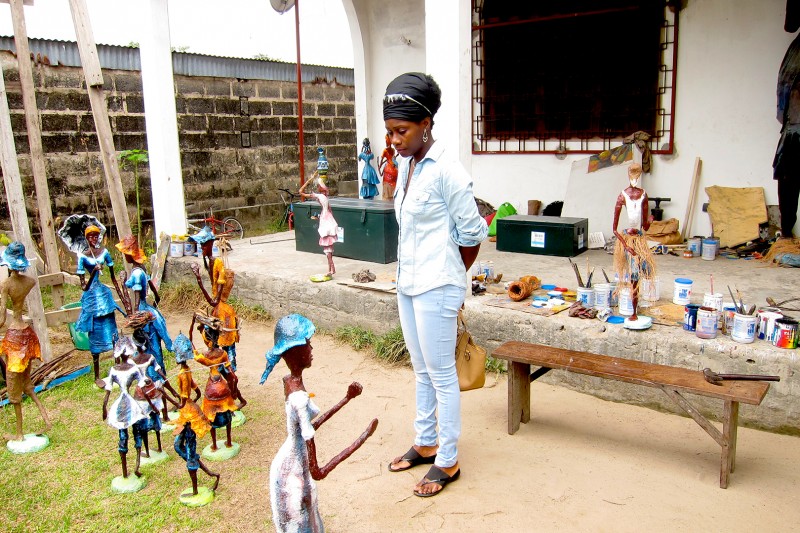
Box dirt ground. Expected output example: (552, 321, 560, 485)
(185, 312, 800, 533)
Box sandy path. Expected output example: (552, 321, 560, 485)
(173, 314, 800, 532)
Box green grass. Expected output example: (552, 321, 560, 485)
(332, 325, 378, 352)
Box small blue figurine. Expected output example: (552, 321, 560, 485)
(358, 138, 380, 200)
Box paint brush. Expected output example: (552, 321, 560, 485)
(710, 274, 714, 296)
(569, 258, 584, 287)
(736, 288, 746, 315)
(586, 268, 595, 289)
(602, 268, 610, 283)
(728, 285, 740, 313)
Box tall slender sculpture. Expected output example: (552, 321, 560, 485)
(299, 147, 339, 282)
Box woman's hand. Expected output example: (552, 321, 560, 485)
(346, 382, 363, 399)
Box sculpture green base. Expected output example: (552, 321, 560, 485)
(231, 410, 246, 428)
(310, 274, 332, 282)
(179, 486, 215, 507)
(139, 449, 169, 466)
(6, 433, 49, 454)
(160, 411, 179, 433)
(201, 441, 240, 461)
(111, 474, 146, 493)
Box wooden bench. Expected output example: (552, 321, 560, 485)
(492, 341, 771, 489)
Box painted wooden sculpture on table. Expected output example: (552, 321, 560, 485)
(100, 336, 155, 493)
(189, 312, 245, 460)
(57, 215, 125, 380)
(378, 133, 399, 200)
(612, 163, 657, 330)
(299, 147, 339, 282)
(261, 314, 378, 533)
(189, 228, 240, 373)
(171, 332, 220, 507)
(358, 137, 380, 200)
(116, 235, 174, 381)
(0, 242, 52, 453)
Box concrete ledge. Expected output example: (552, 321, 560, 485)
(164, 234, 800, 434)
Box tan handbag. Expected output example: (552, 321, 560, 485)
(455, 310, 487, 391)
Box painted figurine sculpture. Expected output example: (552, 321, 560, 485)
(378, 133, 399, 200)
(189, 229, 240, 371)
(100, 336, 155, 493)
(189, 312, 243, 459)
(57, 215, 125, 380)
(171, 333, 220, 506)
(300, 150, 339, 282)
(358, 137, 380, 200)
(0, 242, 52, 452)
(612, 163, 657, 329)
(116, 235, 173, 373)
(261, 314, 378, 533)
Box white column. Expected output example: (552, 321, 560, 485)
(139, 0, 187, 237)
(425, 0, 472, 170)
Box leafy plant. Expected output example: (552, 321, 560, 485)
(118, 149, 149, 243)
(374, 325, 410, 365)
(333, 325, 377, 351)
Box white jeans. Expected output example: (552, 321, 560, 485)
(397, 284, 465, 468)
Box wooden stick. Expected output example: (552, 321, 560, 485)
(681, 157, 702, 241)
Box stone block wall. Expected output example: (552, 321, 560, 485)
(0, 51, 358, 235)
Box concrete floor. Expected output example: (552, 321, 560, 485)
(164, 232, 800, 433)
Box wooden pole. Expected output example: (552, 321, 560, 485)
(9, 0, 63, 308)
(68, 0, 133, 244)
(681, 157, 702, 242)
(295, 0, 306, 187)
(0, 60, 53, 361)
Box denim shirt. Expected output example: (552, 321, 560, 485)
(394, 141, 488, 296)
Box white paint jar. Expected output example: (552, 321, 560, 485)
(577, 286, 595, 308)
(594, 283, 611, 311)
(695, 307, 718, 339)
(673, 278, 692, 305)
(618, 288, 634, 316)
(732, 313, 757, 344)
(701, 238, 718, 260)
(169, 241, 184, 258)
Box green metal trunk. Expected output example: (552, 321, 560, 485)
(294, 198, 398, 264)
(496, 215, 588, 257)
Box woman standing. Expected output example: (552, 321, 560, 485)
(383, 73, 488, 497)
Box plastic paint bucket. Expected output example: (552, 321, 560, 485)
(169, 241, 184, 258)
(773, 318, 799, 349)
(687, 237, 703, 257)
(183, 241, 196, 256)
(673, 278, 692, 305)
(732, 313, 757, 344)
(610, 281, 619, 307)
(640, 277, 661, 307)
(594, 283, 611, 311)
(702, 292, 724, 328)
(618, 288, 633, 316)
(684, 303, 700, 332)
(701, 238, 718, 261)
(757, 310, 783, 342)
(695, 307, 718, 339)
(722, 304, 736, 335)
(577, 286, 595, 308)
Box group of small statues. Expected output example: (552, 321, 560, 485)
(358, 136, 398, 201)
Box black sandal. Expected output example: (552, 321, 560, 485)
(388, 447, 437, 472)
(413, 466, 460, 497)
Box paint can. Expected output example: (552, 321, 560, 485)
(577, 286, 595, 308)
(722, 304, 737, 335)
(732, 313, 757, 344)
(687, 237, 703, 257)
(593, 283, 611, 311)
(183, 241, 196, 256)
(756, 310, 783, 342)
(673, 278, 693, 305)
(169, 240, 185, 258)
(618, 288, 634, 316)
(640, 277, 661, 307)
(684, 303, 700, 332)
(773, 318, 799, 349)
(610, 281, 619, 307)
(702, 292, 724, 328)
(701, 238, 718, 261)
(695, 307, 718, 339)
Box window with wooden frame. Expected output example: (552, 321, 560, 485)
(472, 1, 678, 155)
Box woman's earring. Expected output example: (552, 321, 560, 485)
(422, 128, 429, 143)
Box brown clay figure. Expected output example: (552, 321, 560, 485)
(300, 150, 339, 282)
(378, 133, 399, 200)
(189, 228, 240, 373)
(57, 215, 125, 380)
(189, 312, 242, 460)
(0, 242, 52, 453)
(261, 314, 378, 533)
(100, 336, 153, 493)
(612, 163, 657, 330)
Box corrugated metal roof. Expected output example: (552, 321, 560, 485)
(0, 36, 353, 85)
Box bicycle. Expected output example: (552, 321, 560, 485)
(186, 205, 244, 239)
(278, 188, 301, 230)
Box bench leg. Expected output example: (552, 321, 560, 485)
(720, 400, 740, 489)
(507, 361, 531, 435)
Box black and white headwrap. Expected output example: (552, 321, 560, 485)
(383, 72, 442, 123)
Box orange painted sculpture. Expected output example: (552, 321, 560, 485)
(378, 133, 399, 200)
(261, 314, 378, 533)
(612, 163, 657, 329)
(0, 242, 52, 453)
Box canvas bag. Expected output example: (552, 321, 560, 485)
(455, 310, 487, 391)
